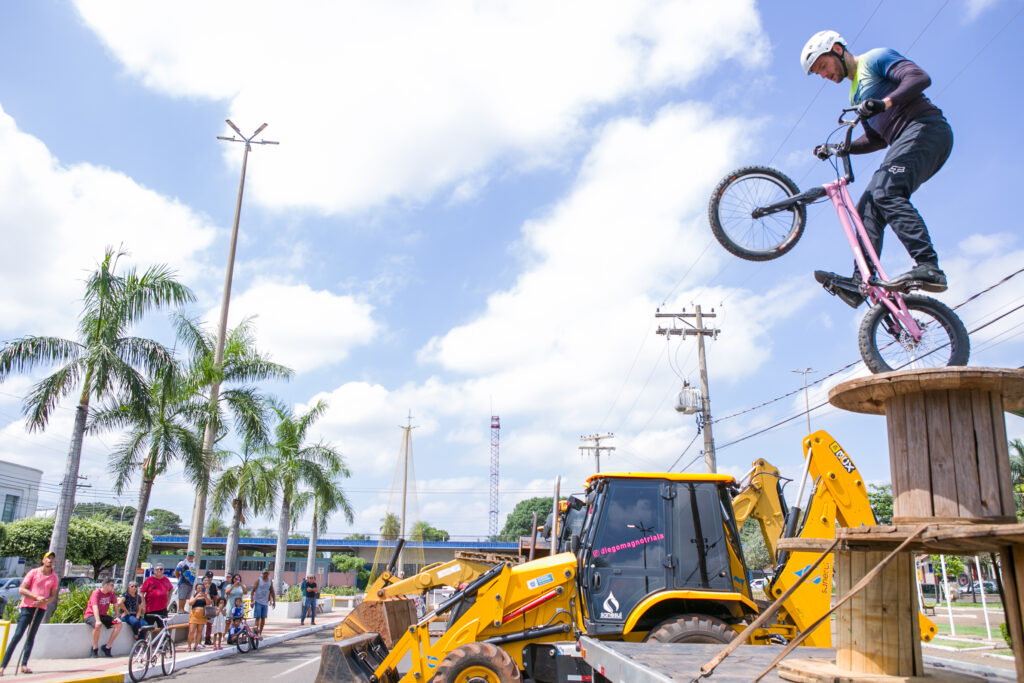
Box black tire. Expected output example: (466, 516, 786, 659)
(236, 629, 251, 653)
(159, 637, 176, 676)
(708, 166, 806, 261)
(128, 639, 150, 682)
(433, 642, 522, 683)
(858, 294, 970, 373)
(645, 614, 737, 644)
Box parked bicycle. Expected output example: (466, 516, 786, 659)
(128, 614, 175, 682)
(708, 108, 969, 373)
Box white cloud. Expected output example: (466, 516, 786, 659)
(216, 281, 380, 374)
(0, 105, 217, 338)
(73, 0, 765, 213)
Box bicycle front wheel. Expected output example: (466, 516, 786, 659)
(159, 636, 176, 676)
(708, 166, 806, 261)
(236, 630, 252, 653)
(858, 294, 970, 373)
(128, 640, 151, 682)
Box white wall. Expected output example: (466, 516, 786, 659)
(0, 461, 42, 576)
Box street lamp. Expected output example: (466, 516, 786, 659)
(792, 368, 816, 435)
(188, 121, 279, 564)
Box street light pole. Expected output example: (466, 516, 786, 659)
(187, 121, 278, 564)
(792, 368, 816, 435)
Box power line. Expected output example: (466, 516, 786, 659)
(936, 5, 1023, 97)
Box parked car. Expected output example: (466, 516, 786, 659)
(0, 577, 22, 609)
(58, 576, 93, 594)
(751, 578, 767, 592)
(969, 580, 998, 595)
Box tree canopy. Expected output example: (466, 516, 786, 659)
(145, 509, 186, 536)
(867, 483, 892, 525)
(410, 521, 449, 542)
(499, 497, 556, 541)
(0, 516, 151, 577)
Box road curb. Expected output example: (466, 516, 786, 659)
(61, 620, 339, 683)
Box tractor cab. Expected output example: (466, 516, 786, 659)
(576, 472, 753, 637)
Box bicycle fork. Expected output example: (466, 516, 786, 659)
(823, 179, 924, 342)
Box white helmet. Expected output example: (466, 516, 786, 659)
(801, 30, 847, 75)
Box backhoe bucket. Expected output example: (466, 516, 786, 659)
(317, 632, 392, 683)
(334, 598, 417, 647)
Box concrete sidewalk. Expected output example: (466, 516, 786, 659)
(1, 613, 346, 683)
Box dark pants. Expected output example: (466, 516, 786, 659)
(300, 597, 318, 624)
(1, 607, 46, 668)
(856, 115, 953, 272)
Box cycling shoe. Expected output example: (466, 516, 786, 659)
(814, 270, 865, 309)
(883, 263, 947, 293)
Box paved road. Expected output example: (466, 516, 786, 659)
(165, 630, 335, 683)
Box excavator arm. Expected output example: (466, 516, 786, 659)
(735, 430, 936, 647)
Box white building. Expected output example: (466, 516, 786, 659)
(0, 461, 42, 575)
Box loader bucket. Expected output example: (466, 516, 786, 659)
(316, 632, 392, 683)
(334, 597, 417, 648)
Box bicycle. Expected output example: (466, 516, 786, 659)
(707, 108, 969, 373)
(229, 616, 261, 653)
(128, 614, 176, 682)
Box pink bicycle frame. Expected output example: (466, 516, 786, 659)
(822, 177, 924, 341)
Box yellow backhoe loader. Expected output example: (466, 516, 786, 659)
(322, 430, 934, 683)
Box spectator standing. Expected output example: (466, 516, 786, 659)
(117, 582, 145, 640)
(0, 551, 59, 675)
(300, 575, 319, 626)
(186, 584, 209, 652)
(140, 564, 173, 624)
(175, 550, 197, 612)
(250, 570, 276, 637)
(225, 574, 247, 610)
(219, 572, 233, 595)
(202, 572, 219, 645)
(85, 578, 123, 657)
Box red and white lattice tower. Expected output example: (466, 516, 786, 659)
(489, 415, 500, 537)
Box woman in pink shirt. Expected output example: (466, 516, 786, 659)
(0, 551, 59, 675)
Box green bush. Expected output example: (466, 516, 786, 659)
(280, 585, 302, 602)
(1001, 622, 1012, 648)
(51, 587, 92, 624)
(2, 597, 20, 622)
(321, 586, 357, 596)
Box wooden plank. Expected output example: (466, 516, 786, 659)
(972, 389, 1002, 519)
(999, 546, 1024, 683)
(879, 551, 900, 675)
(836, 550, 850, 671)
(886, 395, 911, 519)
(850, 550, 868, 673)
(902, 393, 933, 519)
(777, 656, 990, 682)
(924, 390, 958, 518)
(948, 389, 984, 518)
(990, 392, 1015, 518)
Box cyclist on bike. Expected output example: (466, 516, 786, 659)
(801, 30, 952, 308)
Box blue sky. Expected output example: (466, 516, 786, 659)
(1, 0, 1021, 540)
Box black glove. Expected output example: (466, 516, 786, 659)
(857, 98, 886, 118)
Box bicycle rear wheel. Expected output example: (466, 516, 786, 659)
(128, 640, 150, 682)
(159, 636, 176, 676)
(708, 166, 806, 261)
(858, 294, 970, 373)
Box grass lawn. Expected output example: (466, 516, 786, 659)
(929, 637, 993, 650)
(935, 623, 1001, 638)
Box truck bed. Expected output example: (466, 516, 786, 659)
(578, 637, 834, 682)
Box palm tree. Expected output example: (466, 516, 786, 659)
(91, 359, 205, 581)
(205, 517, 229, 536)
(0, 247, 194, 588)
(1009, 439, 1024, 517)
(174, 315, 292, 562)
(266, 399, 345, 593)
(380, 512, 400, 541)
(291, 469, 354, 577)
(211, 437, 278, 575)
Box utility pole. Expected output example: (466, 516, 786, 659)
(656, 305, 719, 473)
(579, 433, 615, 473)
(792, 368, 816, 435)
(187, 121, 278, 565)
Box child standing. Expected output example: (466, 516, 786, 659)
(212, 598, 227, 650)
(227, 597, 245, 644)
